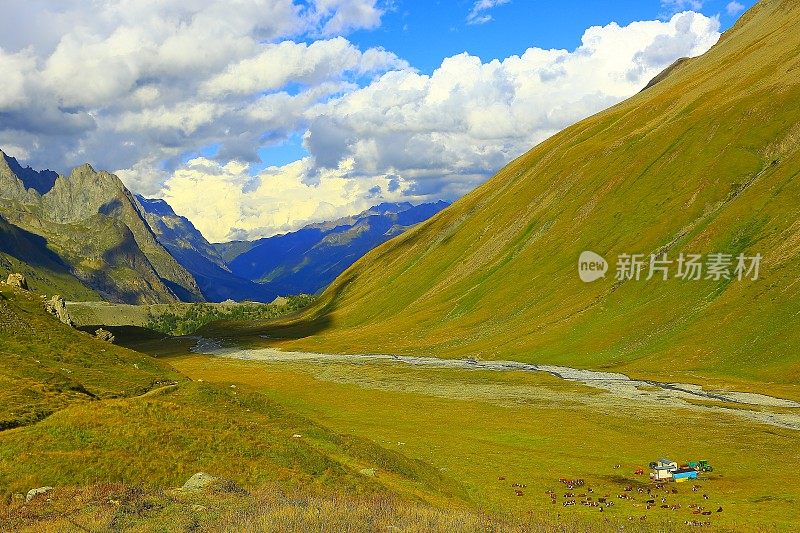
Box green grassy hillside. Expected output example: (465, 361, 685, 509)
(0, 284, 472, 526)
(0, 284, 179, 430)
(0, 216, 100, 301)
(228, 0, 800, 390)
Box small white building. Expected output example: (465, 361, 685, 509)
(650, 458, 678, 480)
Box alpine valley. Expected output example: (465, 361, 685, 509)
(2, 1, 800, 531)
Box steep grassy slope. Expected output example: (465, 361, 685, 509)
(0, 284, 179, 430)
(239, 0, 800, 388)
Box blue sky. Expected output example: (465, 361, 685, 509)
(351, 0, 754, 74)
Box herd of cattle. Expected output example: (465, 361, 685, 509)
(499, 467, 723, 527)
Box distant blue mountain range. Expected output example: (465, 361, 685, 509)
(137, 195, 277, 303)
(218, 201, 449, 297)
(140, 198, 449, 301)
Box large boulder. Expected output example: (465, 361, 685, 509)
(95, 328, 115, 343)
(182, 472, 217, 492)
(26, 486, 54, 503)
(179, 473, 247, 495)
(6, 273, 28, 290)
(44, 295, 73, 326)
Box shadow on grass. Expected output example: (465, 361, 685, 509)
(197, 308, 333, 342)
(196, 273, 356, 344)
(77, 324, 198, 357)
(81, 274, 354, 358)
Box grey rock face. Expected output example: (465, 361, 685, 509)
(0, 150, 49, 205)
(45, 295, 74, 326)
(182, 472, 217, 492)
(95, 328, 115, 343)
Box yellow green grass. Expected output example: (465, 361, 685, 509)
(0, 285, 179, 430)
(2, 483, 653, 533)
(2, 266, 798, 531)
(166, 353, 800, 531)
(0, 381, 465, 506)
(0, 289, 495, 530)
(4, 1, 800, 529)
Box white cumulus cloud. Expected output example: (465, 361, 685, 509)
(0, 0, 396, 180)
(160, 157, 414, 241)
(298, 12, 720, 200)
(202, 38, 405, 96)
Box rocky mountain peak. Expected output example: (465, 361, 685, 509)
(43, 165, 132, 223)
(69, 162, 96, 176)
(0, 153, 205, 303)
(0, 149, 59, 203)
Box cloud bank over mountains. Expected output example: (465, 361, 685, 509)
(0, 1, 721, 242)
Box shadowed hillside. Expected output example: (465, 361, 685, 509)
(137, 195, 278, 302)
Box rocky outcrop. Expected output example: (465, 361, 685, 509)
(0, 150, 55, 206)
(180, 472, 247, 495)
(182, 472, 217, 492)
(95, 328, 115, 343)
(270, 296, 289, 307)
(6, 273, 28, 290)
(26, 486, 54, 503)
(45, 295, 73, 326)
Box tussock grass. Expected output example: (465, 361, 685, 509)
(1, 483, 670, 533)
